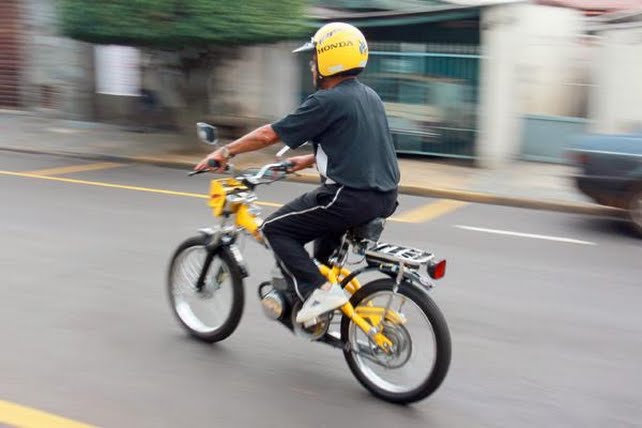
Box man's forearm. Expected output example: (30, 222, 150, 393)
(225, 124, 280, 157)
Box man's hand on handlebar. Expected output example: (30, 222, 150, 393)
(190, 151, 312, 179)
(194, 149, 228, 173)
(286, 154, 315, 173)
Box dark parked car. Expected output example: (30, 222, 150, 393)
(568, 133, 642, 237)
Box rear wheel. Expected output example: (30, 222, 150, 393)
(167, 236, 245, 342)
(341, 279, 451, 404)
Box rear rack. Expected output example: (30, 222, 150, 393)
(365, 243, 434, 268)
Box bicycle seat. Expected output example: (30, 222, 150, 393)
(348, 217, 386, 242)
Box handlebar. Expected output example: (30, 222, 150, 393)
(188, 159, 225, 176)
(189, 159, 295, 185)
(244, 161, 294, 184)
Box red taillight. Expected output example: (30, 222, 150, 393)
(428, 259, 446, 280)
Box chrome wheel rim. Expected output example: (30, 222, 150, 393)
(170, 246, 233, 334)
(348, 291, 437, 394)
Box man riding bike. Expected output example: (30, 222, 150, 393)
(195, 22, 400, 324)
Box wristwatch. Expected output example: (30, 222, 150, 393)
(220, 145, 234, 160)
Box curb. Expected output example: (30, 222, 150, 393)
(0, 146, 625, 218)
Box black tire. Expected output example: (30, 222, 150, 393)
(627, 186, 642, 238)
(167, 235, 245, 343)
(341, 279, 451, 404)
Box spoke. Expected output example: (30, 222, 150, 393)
(171, 246, 233, 334)
(348, 290, 437, 394)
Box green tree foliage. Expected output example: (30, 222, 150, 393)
(313, 0, 444, 11)
(60, 0, 308, 47)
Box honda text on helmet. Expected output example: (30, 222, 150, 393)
(294, 22, 369, 78)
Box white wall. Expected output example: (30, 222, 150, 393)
(514, 6, 586, 117)
(138, 43, 301, 128)
(589, 24, 642, 133)
(22, 0, 95, 119)
(477, 3, 522, 167)
(477, 3, 584, 167)
(214, 43, 300, 121)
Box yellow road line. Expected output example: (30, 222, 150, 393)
(393, 199, 467, 223)
(1, 170, 208, 198)
(0, 170, 283, 208)
(0, 399, 96, 428)
(0, 170, 425, 220)
(25, 162, 125, 176)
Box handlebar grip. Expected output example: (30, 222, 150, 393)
(188, 159, 226, 176)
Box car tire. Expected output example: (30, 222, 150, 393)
(627, 186, 642, 238)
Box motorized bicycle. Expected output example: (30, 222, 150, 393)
(167, 123, 452, 404)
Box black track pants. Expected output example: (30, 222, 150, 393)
(260, 184, 397, 299)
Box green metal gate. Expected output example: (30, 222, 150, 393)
(298, 44, 480, 158)
(359, 45, 480, 158)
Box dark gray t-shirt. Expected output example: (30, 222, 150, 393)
(272, 79, 400, 192)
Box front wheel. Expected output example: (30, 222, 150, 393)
(341, 279, 451, 404)
(167, 235, 245, 343)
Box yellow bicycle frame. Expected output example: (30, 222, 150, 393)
(209, 177, 404, 351)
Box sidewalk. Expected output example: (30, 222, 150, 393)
(0, 111, 623, 217)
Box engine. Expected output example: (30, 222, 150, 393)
(260, 286, 287, 320)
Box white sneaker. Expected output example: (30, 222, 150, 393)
(295, 284, 348, 324)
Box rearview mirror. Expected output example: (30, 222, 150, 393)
(196, 122, 219, 145)
(276, 145, 291, 160)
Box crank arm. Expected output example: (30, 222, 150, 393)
(317, 333, 392, 367)
(349, 340, 395, 368)
(317, 332, 345, 350)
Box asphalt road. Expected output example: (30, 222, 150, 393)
(1, 151, 640, 428)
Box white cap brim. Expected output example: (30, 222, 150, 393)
(292, 40, 315, 53)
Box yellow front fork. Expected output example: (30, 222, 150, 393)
(318, 265, 401, 351)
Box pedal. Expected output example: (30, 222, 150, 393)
(303, 318, 319, 329)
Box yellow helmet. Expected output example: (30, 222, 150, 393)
(294, 22, 368, 78)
